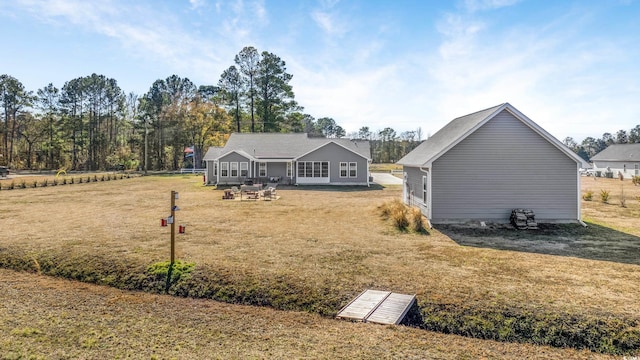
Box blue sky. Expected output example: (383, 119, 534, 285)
(1, 0, 639, 141)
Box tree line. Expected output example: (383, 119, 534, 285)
(0, 46, 424, 171)
(563, 126, 640, 162)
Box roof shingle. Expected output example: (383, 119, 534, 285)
(591, 144, 640, 162)
(203, 133, 371, 161)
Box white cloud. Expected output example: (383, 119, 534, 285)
(436, 14, 485, 59)
(311, 10, 347, 37)
(189, 0, 206, 9)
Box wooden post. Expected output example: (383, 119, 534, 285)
(170, 190, 176, 264)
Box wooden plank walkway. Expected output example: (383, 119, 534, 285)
(336, 289, 416, 325)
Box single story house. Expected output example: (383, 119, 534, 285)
(203, 133, 371, 186)
(590, 144, 640, 179)
(397, 103, 586, 224)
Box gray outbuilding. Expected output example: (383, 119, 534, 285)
(397, 103, 585, 223)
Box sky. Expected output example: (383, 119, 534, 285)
(1, 0, 639, 142)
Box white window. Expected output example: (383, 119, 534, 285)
(240, 162, 248, 177)
(349, 162, 357, 178)
(259, 162, 267, 177)
(340, 162, 347, 177)
(422, 175, 427, 203)
(305, 162, 313, 177)
(340, 162, 357, 178)
(286, 162, 292, 177)
(221, 162, 229, 177)
(230, 162, 238, 177)
(298, 161, 329, 178)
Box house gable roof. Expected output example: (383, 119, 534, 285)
(217, 149, 255, 161)
(591, 144, 640, 162)
(295, 139, 371, 161)
(202, 146, 224, 161)
(203, 133, 371, 161)
(397, 102, 585, 167)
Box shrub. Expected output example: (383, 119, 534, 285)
(62, 178, 67, 185)
(379, 200, 427, 233)
(600, 189, 610, 203)
(582, 190, 593, 201)
(147, 260, 196, 291)
(407, 206, 427, 233)
(620, 185, 627, 208)
(41, 179, 48, 187)
(633, 176, 640, 186)
(9, 181, 15, 190)
(419, 301, 640, 354)
(391, 207, 410, 229)
(20, 180, 27, 189)
(52, 178, 58, 186)
(32, 180, 38, 188)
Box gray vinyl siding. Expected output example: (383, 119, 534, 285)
(205, 160, 215, 184)
(298, 142, 368, 184)
(403, 166, 426, 202)
(402, 166, 429, 214)
(266, 162, 288, 179)
(431, 110, 578, 221)
(218, 152, 251, 184)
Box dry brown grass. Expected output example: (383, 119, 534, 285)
(369, 163, 402, 172)
(0, 268, 615, 359)
(1, 174, 639, 354)
(379, 199, 426, 233)
(581, 176, 640, 234)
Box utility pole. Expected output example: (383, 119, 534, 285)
(144, 116, 148, 175)
(170, 190, 176, 264)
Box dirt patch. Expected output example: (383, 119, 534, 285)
(436, 222, 640, 265)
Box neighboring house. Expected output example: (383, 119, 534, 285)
(590, 144, 640, 179)
(203, 133, 371, 186)
(397, 103, 586, 223)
